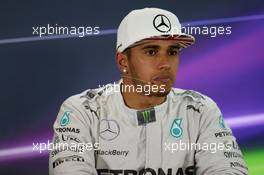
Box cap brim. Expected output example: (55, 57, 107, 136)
(142, 34, 195, 49)
(120, 34, 195, 52)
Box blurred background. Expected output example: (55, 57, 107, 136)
(0, 0, 263, 174)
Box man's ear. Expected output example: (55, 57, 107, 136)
(116, 52, 128, 73)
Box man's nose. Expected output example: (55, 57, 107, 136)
(158, 55, 171, 70)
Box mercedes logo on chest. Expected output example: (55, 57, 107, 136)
(153, 14, 171, 33)
(99, 119, 120, 141)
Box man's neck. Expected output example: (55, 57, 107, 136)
(120, 82, 166, 110)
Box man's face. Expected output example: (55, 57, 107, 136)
(126, 40, 180, 97)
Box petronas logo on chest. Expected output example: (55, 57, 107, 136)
(60, 111, 71, 127)
(170, 118, 183, 138)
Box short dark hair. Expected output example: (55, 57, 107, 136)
(122, 48, 131, 59)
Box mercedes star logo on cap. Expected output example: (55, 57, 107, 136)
(99, 119, 120, 141)
(153, 14, 171, 33)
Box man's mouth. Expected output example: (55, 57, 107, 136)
(152, 74, 172, 83)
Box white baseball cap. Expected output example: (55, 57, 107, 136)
(116, 8, 195, 52)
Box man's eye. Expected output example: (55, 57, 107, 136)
(145, 49, 157, 56)
(168, 50, 179, 56)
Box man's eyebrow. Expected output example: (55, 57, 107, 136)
(141, 45, 160, 50)
(169, 44, 181, 49)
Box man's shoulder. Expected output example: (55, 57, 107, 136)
(170, 87, 217, 107)
(63, 81, 119, 111)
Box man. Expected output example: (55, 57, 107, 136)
(49, 8, 248, 175)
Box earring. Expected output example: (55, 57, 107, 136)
(123, 69, 127, 73)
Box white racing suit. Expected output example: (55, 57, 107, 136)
(49, 81, 248, 175)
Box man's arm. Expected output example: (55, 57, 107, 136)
(49, 97, 97, 175)
(195, 99, 248, 175)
